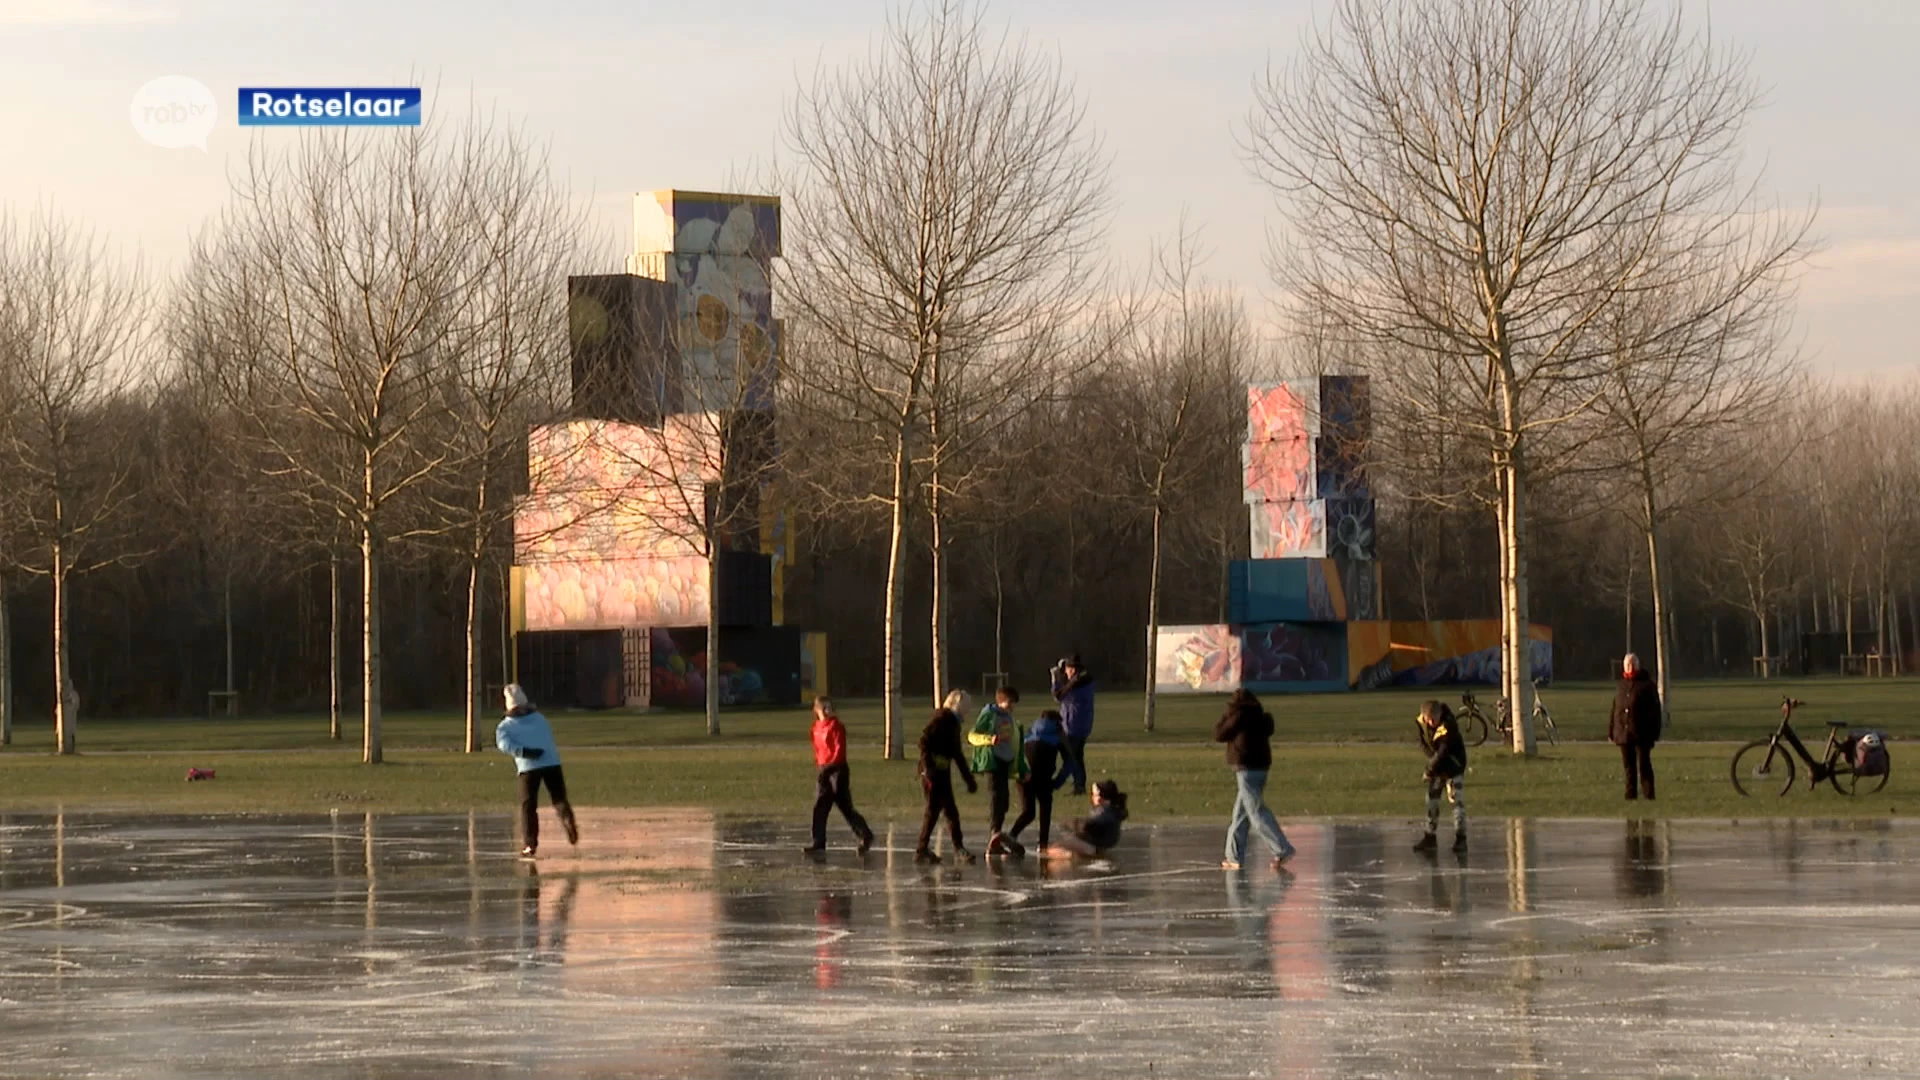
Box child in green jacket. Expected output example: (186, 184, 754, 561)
(969, 685, 1029, 858)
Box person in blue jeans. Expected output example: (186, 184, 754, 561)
(1049, 655, 1095, 794)
(1212, 688, 1294, 870)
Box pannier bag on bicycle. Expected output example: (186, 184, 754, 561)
(1853, 731, 1889, 778)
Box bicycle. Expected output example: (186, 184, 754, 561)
(1495, 680, 1557, 746)
(1729, 696, 1891, 796)
(1454, 682, 1556, 747)
(1456, 692, 1492, 747)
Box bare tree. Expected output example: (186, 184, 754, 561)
(1250, 0, 1787, 752)
(1704, 439, 1806, 674)
(1092, 226, 1249, 730)
(558, 359, 781, 737)
(421, 132, 582, 752)
(0, 211, 147, 754)
(1592, 243, 1808, 717)
(781, 0, 1109, 756)
(186, 125, 506, 763)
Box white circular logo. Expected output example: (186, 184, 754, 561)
(129, 76, 217, 150)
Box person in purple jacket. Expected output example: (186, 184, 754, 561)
(1050, 655, 1095, 795)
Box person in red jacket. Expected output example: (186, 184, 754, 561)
(806, 696, 875, 856)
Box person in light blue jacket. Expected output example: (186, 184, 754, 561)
(496, 684, 578, 858)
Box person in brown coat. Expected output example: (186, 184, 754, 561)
(1609, 653, 1663, 800)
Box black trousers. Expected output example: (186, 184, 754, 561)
(917, 773, 965, 852)
(1064, 735, 1089, 792)
(983, 762, 1013, 835)
(517, 765, 575, 851)
(812, 763, 872, 848)
(1009, 774, 1054, 847)
(1620, 743, 1656, 799)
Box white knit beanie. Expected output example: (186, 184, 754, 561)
(503, 684, 532, 711)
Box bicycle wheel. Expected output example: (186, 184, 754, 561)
(1731, 739, 1795, 797)
(1461, 709, 1489, 747)
(1829, 755, 1891, 796)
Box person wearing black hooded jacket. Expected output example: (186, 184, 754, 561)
(915, 691, 978, 863)
(1610, 653, 1663, 800)
(1213, 689, 1296, 870)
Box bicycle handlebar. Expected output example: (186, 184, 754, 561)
(1780, 696, 1805, 712)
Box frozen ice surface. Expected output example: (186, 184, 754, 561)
(2, 811, 1918, 1078)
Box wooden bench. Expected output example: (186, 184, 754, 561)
(1751, 655, 1783, 678)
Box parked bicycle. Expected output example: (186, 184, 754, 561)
(1496, 680, 1557, 746)
(1730, 696, 1891, 796)
(1455, 681, 1556, 747)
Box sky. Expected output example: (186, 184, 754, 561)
(0, 0, 1914, 379)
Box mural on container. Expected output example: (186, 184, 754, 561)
(1346, 621, 1554, 690)
(1153, 624, 1243, 694)
(1241, 623, 1346, 687)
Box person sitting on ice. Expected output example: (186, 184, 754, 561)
(1046, 779, 1129, 859)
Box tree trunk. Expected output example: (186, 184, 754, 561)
(361, 522, 383, 765)
(1641, 481, 1674, 728)
(880, 421, 912, 759)
(52, 542, 75, 756)
(1143, 500, 1164, 733)
(1501, 445, 1536, 756)
(1756, 605, 1771, 670)
(992, 538, 1005, 678)
(464, 555, 483, 752)
(1844, 570, 1856, 656)
(0, 582, 11, 747)
(329, 557, 343, 741)
(928, 421, 948, 708)
(1887, 590, 1902, 676)
(223, 568, 236, 706)
(1623, 544, 1634, 656)
(500, 561, 513, 685)
(706, 540, 721, 737)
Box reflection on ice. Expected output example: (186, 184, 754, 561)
(1, 811, 1917, 1078)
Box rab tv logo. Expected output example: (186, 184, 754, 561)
(239, 87, 422, 127)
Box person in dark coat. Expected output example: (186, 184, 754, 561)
(915, 691, 978, 864)
(1412, 700, 1467, 853)
(1213, 688, 1296, 870)
(1610, 653, 1663, 800)
(1050, 655, 1095, 794)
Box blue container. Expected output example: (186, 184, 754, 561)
(1228, 560, 1312, 624)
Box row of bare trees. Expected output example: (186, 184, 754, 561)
(0, 0, 1902, 764)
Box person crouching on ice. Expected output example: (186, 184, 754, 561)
(497, 684, 578, 859)
(1413, 700, 1467, 854)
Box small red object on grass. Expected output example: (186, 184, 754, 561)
(186, 768, 215, 782)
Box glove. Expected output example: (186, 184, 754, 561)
(519, 747, 545, 761)
(965, 778, 979, 794)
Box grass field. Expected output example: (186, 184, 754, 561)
(0, 677, 1911, 820)
(7, 676, 1916, 752)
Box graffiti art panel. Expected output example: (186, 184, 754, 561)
(1250, 499, 1326, 559)
(1243, 438, 1315, 504)
(521, 555, 711, 632)
(1324, 498, 1377, 562)
(1247, 382, 1319, 444)
(1345, 620, 1554, 689)
(1240, 622, 1347, 688)
(1153, 624, 1243, 694)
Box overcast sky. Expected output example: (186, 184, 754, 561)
(1, 0, 1913, 378)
